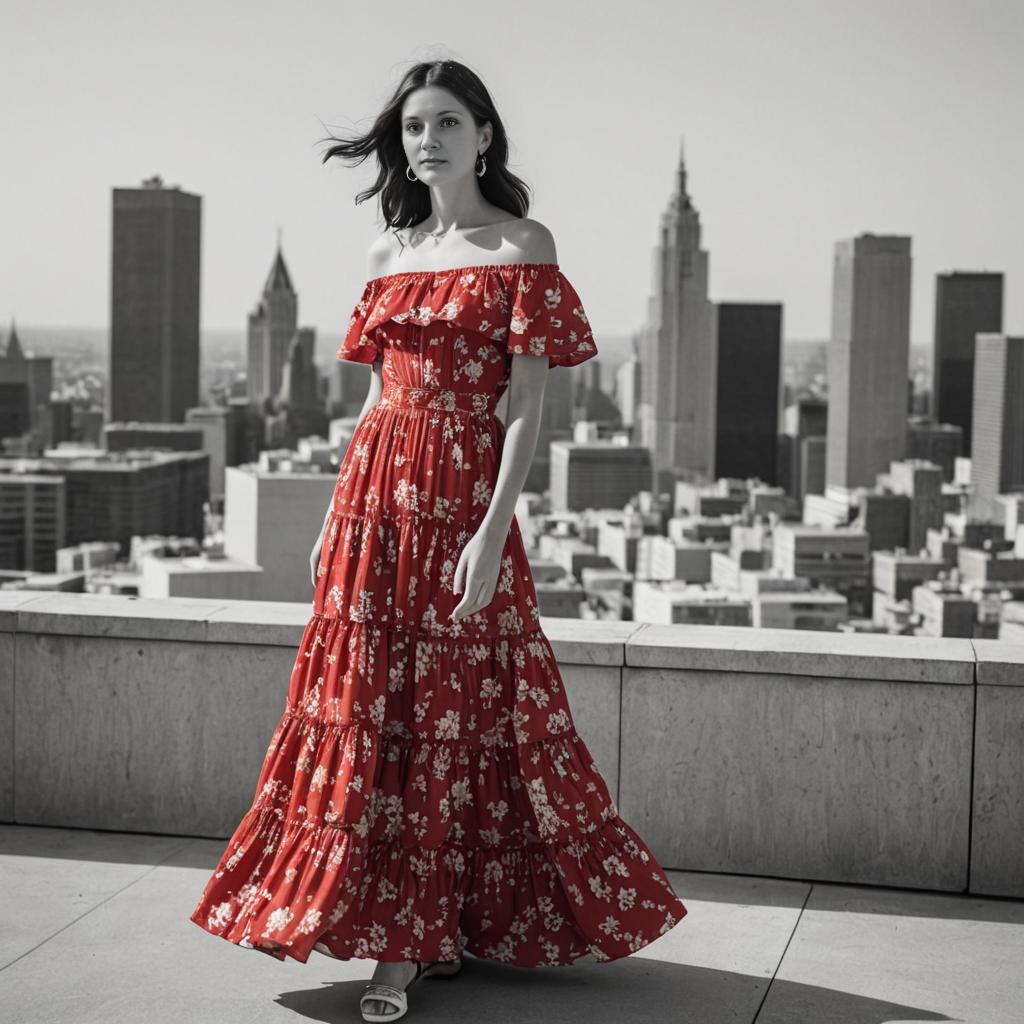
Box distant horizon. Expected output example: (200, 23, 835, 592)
(7, 323, 911, 345)
(5, 322, 940, 356)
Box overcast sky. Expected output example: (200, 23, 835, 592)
(3, 0, 1021, 346)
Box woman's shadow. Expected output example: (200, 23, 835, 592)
(274, 951, 959, 1024)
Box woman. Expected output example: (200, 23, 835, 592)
(190, 58, 687, 1022)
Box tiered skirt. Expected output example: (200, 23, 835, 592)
(189, 399, 686, 966)
(189, 610, 687, 965)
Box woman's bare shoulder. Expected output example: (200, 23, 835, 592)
(366, 230, 401, 279)
(503, 217, 558, 264)
(364, 216, 557, 278)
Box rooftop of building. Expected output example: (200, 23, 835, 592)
(2, 590, 1022, 1022)
(4, 820, 1021, 1024)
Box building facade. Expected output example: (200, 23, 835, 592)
(826, 234, 912, 490)
(109, 175, 201, 423)
(933, 271, 1003, 454)
(636, 142, 717, 495)
(715, 302, 783, 483)
(970, 334, 1024, 519)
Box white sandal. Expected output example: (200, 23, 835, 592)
(360, 958, 463, 1022)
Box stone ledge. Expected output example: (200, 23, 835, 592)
(1, 591, 230, 643)
(0, 591, 1005, 679)
(540, 617, 645, 666)
(626, 622, 975, 684)
(972, 639, 1024, 687)
(0, 591, 638, 665)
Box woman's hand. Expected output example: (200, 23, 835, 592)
(450, 524, 506, 622)
(309, 532, 325, 588)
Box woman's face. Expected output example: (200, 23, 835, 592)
(400, 86, 490, 183)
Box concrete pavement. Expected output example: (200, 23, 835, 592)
(2, 824, 1022, 1024)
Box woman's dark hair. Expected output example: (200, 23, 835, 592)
(319, 60, 531, 231)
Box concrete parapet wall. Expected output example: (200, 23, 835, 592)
(620, 623, 974, 892)
(1, 591, 1021, 896)
(972, 639, 1024, 897)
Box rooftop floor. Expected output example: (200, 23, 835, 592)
(2, 824, 1022, 1024)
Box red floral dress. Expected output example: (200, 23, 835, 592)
(189, 262, 687, 967)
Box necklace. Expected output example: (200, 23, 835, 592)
(409, 225, 453, 247)
(394, 216, 519, 254)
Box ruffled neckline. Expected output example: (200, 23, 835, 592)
(366, 261, 560, 286)
(339, 260, 597, 368)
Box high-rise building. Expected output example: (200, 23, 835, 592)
(0, 472, 65, 571)
(272, 327, 328, 446)
(578, 360, 619, 428)
(637, 141, 716, 495)
(248, 243, 298, 405)
(1, 321, 54, 448)
(801, 435, 827, 501)
(780, 397, 827, 500)
(549, 440, 652, 512)
(184, 405, 230, 505)
(0, 373, 30, 440)
(0, 450, 207, 566)
(714, 302, 783, 483)
(826, 234, 912, 490)
(933, 271, 1003, 453)
(615, 339, 641, 430)
(886, 459, 945, 554)
(970, 334, 1024, 519)
(772, 523, 872, 616)
(109, 175, 201, 423)
(907, 416, 963, 482)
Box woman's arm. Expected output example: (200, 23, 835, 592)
(450, 353, 549, 621)
(473, 219, 556, 538)
(450, 219, 558, 620)
(354, 356, 385, 424)
(480, 353, 548, 539)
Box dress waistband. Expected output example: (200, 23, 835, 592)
(379, 382, 499, 419)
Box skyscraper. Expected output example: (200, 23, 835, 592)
(826, 234, 912, 490)
(780, 397, 827, 501)
(248, 242, 298, 405)
(714, 302, 783, 483)
(933, 271, 1003, 453)
(637, 141, 716, 495)
(615, 338, 641, 430)
(109, 175, 201, 423)
(970, 334, 1024, 519)
(1, 320, 54, 447)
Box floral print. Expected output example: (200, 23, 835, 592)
(189, 262, 687, 967)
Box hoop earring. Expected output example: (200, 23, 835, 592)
(406, 165, 418, 182)
(475, 152, 486, 178)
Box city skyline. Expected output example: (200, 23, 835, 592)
(2, 0, 1021, 345)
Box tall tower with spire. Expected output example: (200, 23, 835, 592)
(247, 238, 298, 404)
(637, 140, 717, 495)
(1, 319, 56, 448)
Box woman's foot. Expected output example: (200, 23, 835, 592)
(361, 960, 424, 1019)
